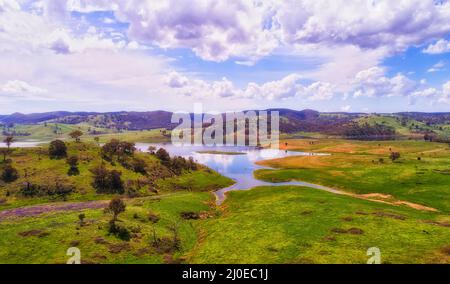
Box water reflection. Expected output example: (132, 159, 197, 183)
(135, 143, 329, 203)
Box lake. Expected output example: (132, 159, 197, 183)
(135, 143, 335, 203)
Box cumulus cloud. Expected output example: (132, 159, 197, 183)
(165, 72, 336, 101)
(274, 0, 450, 52)
(0, 80, 47, 95)
(0, 0, 127, 55)
(423, 39, 450, 54)
(352, 67, 417, 98)
(411, 81, 450, 104)
(64, 0, 450, 63)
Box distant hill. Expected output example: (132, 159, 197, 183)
(1, 109, 449, 140)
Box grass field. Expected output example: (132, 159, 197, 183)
(0, 192, 215, 264)
(190, 186, 449, 264)
(256, 139, 450, 212)
(0, 137, 448, 263)
(1, 185, 448, 264)
(1, 123, 171, 143)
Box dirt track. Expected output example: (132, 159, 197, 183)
(0, 200, 109, 221)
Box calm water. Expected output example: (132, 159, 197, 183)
(0, 141, 47, 148)
(135, 143, 335, 203)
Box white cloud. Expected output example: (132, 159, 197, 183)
(64, 0, 450, 63)
(411, 81, 450, 104)
(352, 67, 417, 98)
(423, 39, 450, 54)
(165, 72, 336, 101)
(165, 71, 189, 88)
(0, 80, 47, 95)
(427, 61, 445, 73)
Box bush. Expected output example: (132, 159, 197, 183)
(20, 180, 74, 198)
(1, 164, 19, 182)
(180, 211, 200, 220)
(155, 148, 170, 163)
(90, 165, 124, 194)
(390, 152, 401, 161)
(66, 155, 80, 176)
(131, 158, 147, 174)
(49, 140, 67, 159)
(108, 221, 131, 241)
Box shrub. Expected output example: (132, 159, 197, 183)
(155, 148, 170, 163)
(180, 211, 200, 220)
(390, 152, 401, 161)
(66, 155, 80, 176)
(107, 221, 131, 241)
(90, 165, 124, 194)
(49, 140, 67, 159)
(1, 164, 19, 182)
(131, 158, 147, 174)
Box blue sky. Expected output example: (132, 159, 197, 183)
(1, 0, 450, 114)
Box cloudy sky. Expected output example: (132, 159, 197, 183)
(1, 0, 450, 114)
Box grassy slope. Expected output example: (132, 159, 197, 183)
(255, 139, 450, 212)
(356, 115, 450, 137)
(0, 142, 232, 209)
(191, 186, 449, 264)
(1, 123, 170, 143)
(0, 192, 214, 264)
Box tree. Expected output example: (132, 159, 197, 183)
(156, 148, 170, 163)
(49, 140, 67, 159)
(66, 155, 79, 176)
(108, 197, 126, 222)
(94, 136, 100, 146)
(101, 139, 136, 161)
(69, 130, 83, 142)
(390, 152, 401, 162)
(0, 149, 9, 162)
(108, 170, 124, 193)
(90, 165, 109, 191)
(147, 146, 157, 154)
(2, 136, 14, 161)
(90, 165, 124, 194)
(3, 136, 14, 150)
(1, 164, 19, 182)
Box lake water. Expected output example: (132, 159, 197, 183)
(0, 141, 47, 148)
(135, 143, 336, 203)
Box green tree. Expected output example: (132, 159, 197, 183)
(3, 136, 14, 150)
(49, 140, 67, 159)
(66, 155, 80, 176)
(108, 197, 126, 222)
(156, 148, 170, 163)
(69, 130, 83, 142)
(390, 152, 401, 162)
(1, 164, 19, 182)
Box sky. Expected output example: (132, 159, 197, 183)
(1, 0, 450, 114)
